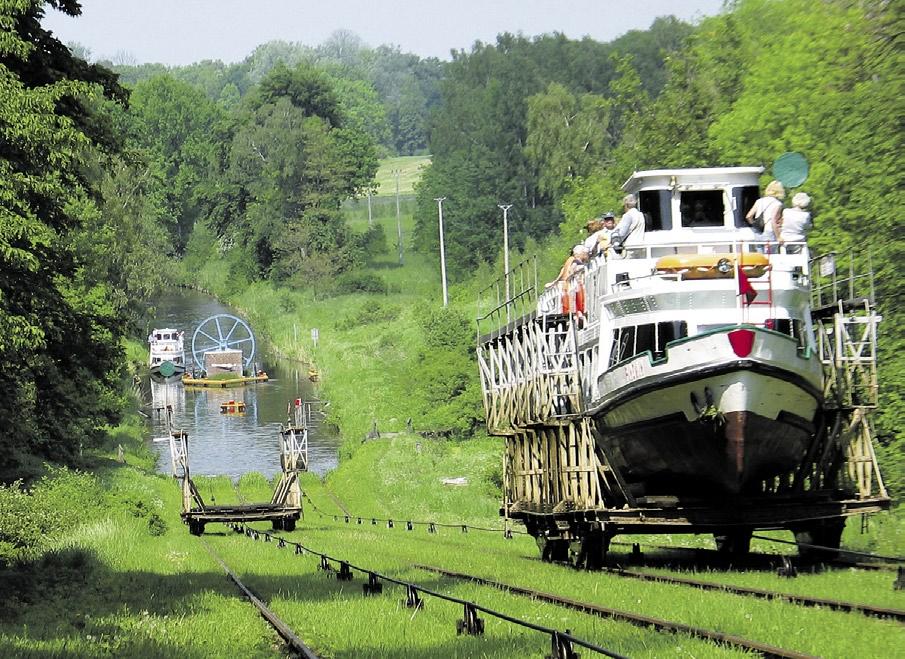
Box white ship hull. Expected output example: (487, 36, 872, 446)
(593, 327, 823, 495)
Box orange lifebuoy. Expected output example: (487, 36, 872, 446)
(655, 253, 769, 279)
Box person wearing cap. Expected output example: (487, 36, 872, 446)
(584, 212, 616, 258)
(779, 192, 812, 253)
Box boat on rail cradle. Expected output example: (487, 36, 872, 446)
(149, 328, 186, 383)
(476, 166, 888, 565)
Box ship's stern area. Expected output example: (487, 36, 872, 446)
(592, 326, 824, 496)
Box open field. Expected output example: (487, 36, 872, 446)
(372, 155, 431, 197)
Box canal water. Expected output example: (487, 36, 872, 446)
(146, 288, 340, 479)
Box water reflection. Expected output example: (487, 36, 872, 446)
(147, 289, 339, 478)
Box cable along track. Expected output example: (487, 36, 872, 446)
(414, 564, 822, 659)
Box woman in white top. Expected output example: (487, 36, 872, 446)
(745, 180, 785, 245)
(779, 192, 812, 253)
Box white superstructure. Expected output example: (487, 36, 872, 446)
(538, 167, 821, 494)
(149, 328, 186, 382)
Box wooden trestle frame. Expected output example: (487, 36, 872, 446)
(478, 247, 889, 558)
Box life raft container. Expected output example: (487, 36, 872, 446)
(654, 253, 769, 280)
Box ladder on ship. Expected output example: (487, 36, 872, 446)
(155, 399, 310, 535)
(800, 249, 887, 500)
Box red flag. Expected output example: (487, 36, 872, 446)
(738, 268, 757, 305)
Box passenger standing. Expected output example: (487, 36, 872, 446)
(583, 218, 603, 256)
(779, 192, 812, 253)
(546, 244, 590, 319)
(611, 194, 645, 253)
(745, 180, 785, 247)
(584, 213, 616, 259)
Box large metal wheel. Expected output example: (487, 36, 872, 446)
(191, 314, 256, 372)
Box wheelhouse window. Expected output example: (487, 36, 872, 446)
(679, 190, 724, 228)
(639, 190, 672, 231)
(732, 185, 760, 228)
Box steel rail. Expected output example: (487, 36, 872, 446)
(229, 523, 626, 658)
(414, 564, 819, 659)
(610, 539, 899, 572)
(599, 567, 905, 623)
(202, 540, 319, 659)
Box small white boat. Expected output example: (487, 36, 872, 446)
(149, 328, 186, 382)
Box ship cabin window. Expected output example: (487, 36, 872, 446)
(154, 333, 162, 340)
(732, 185, 760, 228)
(679, 191, 724, 228)
(639, 190, 672, 231)
(609, 321, 688, 366)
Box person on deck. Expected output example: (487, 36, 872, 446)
(584, 212, 616, 259)
(545, 244, 589, 320)
(745, 180, 785, 247)
(610, 195, 645, 254)
(778, 192, 812, 253)
(583, 218, 603, 255)
(547, 244, 590, 288)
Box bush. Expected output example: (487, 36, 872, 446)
(334, 271, 388, 295)
(334, 301, 402, 330)
(0, 467, 103, 565)
(147, 512, 168, 536)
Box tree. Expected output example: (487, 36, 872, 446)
(525, 82, 612, 201)
(207, 64, 378, 282)
(128, 75, 224, 251)
(0, 0, 136, 471)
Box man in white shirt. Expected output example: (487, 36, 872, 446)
(611, 194, 645, 251)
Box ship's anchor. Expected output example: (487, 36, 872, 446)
(691, 387, 725, 427)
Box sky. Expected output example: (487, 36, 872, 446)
(42, 0, 726, 66)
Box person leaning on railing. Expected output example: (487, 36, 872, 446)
(546, 244, 590, 318)
(745, 180, 785, 250)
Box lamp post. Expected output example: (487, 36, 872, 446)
(498, 204, 513, 321)
(394, 168, 403, 264)
(435, 197, 448, 307)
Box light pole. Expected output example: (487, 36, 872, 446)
(435, 197, 448, 307)
(498, 204, 513, 320)
(394, 168, 403, 264)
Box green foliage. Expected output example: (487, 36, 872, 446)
(127, 75, 225, 252)
(0, 467, 103, 564)
(415, 25, 691, 275)
(334, 271, 388, 295)
(197, 64, 379, 283)
(0, 0, 143, 471)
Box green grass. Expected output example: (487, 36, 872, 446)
(372, 155, 431, 197)
(4, 418, 904, 657)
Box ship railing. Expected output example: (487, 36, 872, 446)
(613, 239, 807, 259)
(476, 256, 538, 341)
